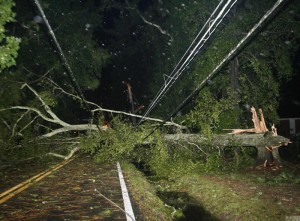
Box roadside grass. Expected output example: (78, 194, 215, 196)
(174, 174, 287, 221)
(121, 161, 172, 221)
(121, 160, 300, 221)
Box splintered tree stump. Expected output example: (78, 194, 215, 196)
(222, 107, 290, 168)
(256, 145, 282, 168)
(256, 145, 272, 166)
(227, 107, 269, 134)
(255, 132, 287, 167)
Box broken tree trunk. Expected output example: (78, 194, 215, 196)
(217, 107, 290, 168)
(226, 107, 269, 134)
(163, 132, 290, 167)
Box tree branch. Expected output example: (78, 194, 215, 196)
(0, 118, 11, 131)
(125, 0, 173, 41)
(1, 80, 184, 139)
(42, 124, 99, 138)
(19, 115, 40, 134)
(0, 106, 60, 124)
(11, 110, 30, 138)
(138, 13, 173, 41)
(21, 83, 69, 127)
(45, 78, 185, 129)
(47, 146, 79, 159)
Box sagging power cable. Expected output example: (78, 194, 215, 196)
(33, 1, 85, 102)
(141, 0, 228, 121)
(33, 0, 101, 130)
(137, 0, 238, 125)
(141, 0, 289, 140)
(165, 0, 289, 123)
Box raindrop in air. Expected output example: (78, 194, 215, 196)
(85, 23, 91, 31)
(33, 15, 43, 24)
(244, 104, 250, 110)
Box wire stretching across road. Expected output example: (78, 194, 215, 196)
(165, 0, 290, 122)
(33, 0, 85, 103)
(33, 0, 101, 131)
(137, 0, 238, 125)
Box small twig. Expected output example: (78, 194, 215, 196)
(164, 203, 177, 218)
(125, 0, 173, 41)
(93, 185, 135, 221)
(11, 110, 30, 138)
(187, 141, 208, 155)
(23, 67, 54, 85)
(1, 118, 12, 130)
(47, 146, 79, 159)
(39, 141, 80, 145)
(19, 115, 39, 134)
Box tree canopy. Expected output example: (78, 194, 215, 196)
(0, 0, 20, 72)
(0, 0, 299, 163)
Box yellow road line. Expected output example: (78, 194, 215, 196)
(0, 157, 75, 204)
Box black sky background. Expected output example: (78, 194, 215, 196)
(278, 60, 300, 118)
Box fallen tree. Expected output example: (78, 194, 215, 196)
(0, 80, 185, 160)
(0, 79, 290, 168)
(164, 132, 290, 167)
(164, 107, 290, 168)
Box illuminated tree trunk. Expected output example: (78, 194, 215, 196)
(163, 133, 290, 167)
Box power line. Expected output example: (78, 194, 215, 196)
(165, 0, 290, 122)
(145, 0, 227, 111)
(33, 0, 101, 130)
(141, 0, 289, 140)
(137, 0, 238, 125)
(33, 0, 85, 102)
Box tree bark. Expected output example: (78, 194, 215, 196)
(163, 133, 290, 167)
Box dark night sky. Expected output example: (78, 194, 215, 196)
(278, 44, 300, 118)
(278, 71, 300, 118)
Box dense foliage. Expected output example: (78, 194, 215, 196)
(80, 117, 255, 176)
(149, 0, 300, 127)
(0, 0, 20, 72)
(0, 0, 299, 170)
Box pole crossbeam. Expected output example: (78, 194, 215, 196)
(138, 0, 238, 125)
(166, 0, 288, 121)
